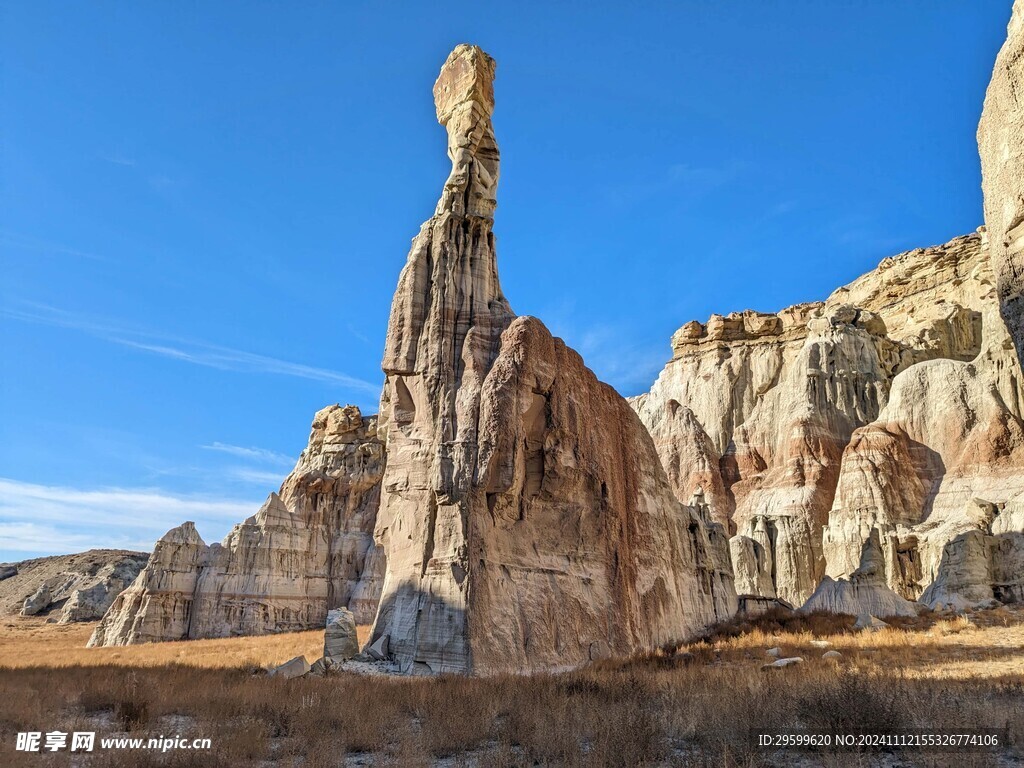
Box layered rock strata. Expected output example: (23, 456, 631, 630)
(819, 0, 1024, 603)
(90, 405, 384, 646)
(366, 44, 735, 675)
(919, 497, 1024, 610)
(632, 234, 1007, 607)
(801, 530, 917, 618)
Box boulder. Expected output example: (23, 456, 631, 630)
(762, 657, 804, 670)
(365, 633, 389, 661)
(822, 650, 842, 660)
(766, 647, 781, 658)
(21, 584, 51, 616)
(324, 608, 359, 663)
(854, 614, 889, 632)
(269, 656, 310, 680)
(308, 657, 333, 677)
(0, 565, 16, 581)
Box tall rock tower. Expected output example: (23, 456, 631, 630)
(369, 45, 735, 675)
(372, 45, 515, 674)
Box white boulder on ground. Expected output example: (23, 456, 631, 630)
(762, 657, 804, 670)
(21, 584, 51, 616)
(324, 608, 359, 663)
(269, 656, 310, 679)
(854, 614, 889, 631)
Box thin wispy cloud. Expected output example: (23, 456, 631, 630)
(542, 312, 668, 397)
(0, 477, 263, 559)
(226, 467, 287, 486)
(1, 302, 381, 396)
(0, 230, 106, 262)
(202, 442, 294, 466)
(346, 322, 373, 345)
(98, 151, 136, 167)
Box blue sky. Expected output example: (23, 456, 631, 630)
(0, 2, 1012, 559)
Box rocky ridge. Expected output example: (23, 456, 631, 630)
(90, 405, 384, 646)
(632, 234, 995, 607)
(0, 550, 148, 623)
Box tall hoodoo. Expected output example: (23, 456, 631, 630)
(370, 44, 735, 674)
(373, 45, 515, 673)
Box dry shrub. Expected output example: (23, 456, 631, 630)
(702, 608, 857, 644)
(795, 669, 909, 734)
(412, 675, 497, 757)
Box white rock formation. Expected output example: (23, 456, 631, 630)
(90, 405, 384, 646)
(366, 44, 735, 675)
(814, 5, 1024, 609)
(324, 608, 359, 663)
(801, 530, 917, 618)
(269, 655, 310, 679)
(634, 229, 1016, 609)
(21, 584, 51, 616)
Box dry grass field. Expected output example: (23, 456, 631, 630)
(1, 608, 1023, 767)
(0, 617, 372, 670)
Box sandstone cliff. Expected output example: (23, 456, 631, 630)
(90, 405, 384, 646)
(817, 2, 1024, 607)
(632, 229, 1022, 608)
(979, 0, 1024, 365)
(366, 44, 735, 675)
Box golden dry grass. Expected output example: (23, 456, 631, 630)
(0, 616, 372, 669)
(679, 605, 1024, 680)
(0, 608, 1021, 766)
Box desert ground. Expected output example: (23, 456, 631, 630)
(1, 608, 1023, 767)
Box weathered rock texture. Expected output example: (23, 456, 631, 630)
(91, 405, 384, 646)
(635, 3, 1024, 611)
(919, 497, 1024, 610)
(324, 608, 359, 663)
(633, 232, 1024, 610)
(979, 0, 1024, 364)
(367, 44, 735, 675)
(801, 530, 918, 618)
(0, 550, 148, 623)
(632, 235, 996, 606)
(818, 1, 1024, 605)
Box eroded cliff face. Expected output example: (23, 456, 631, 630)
(813, 2, 1024, 607)
(367, 44, 735, 675)
(820, 311, 1024, 600)
(90, 405, 384, 646)
(632, 234, 1005, 606)
(979, 0, 1024, 365)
